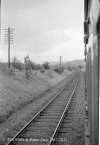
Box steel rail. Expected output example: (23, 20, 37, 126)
(48, 76, 79, 145)
(6, 73, 76, 145)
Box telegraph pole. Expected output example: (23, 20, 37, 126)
(8, 27, 10, 68)
(4, 27, 14, 68)
(60, 56, 62, 68)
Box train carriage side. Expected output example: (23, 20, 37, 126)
(84, 0, 100, 145)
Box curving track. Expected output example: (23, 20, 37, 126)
(5, 72, 79, 145)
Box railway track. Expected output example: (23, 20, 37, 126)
(49, 85, 79, 145)
(5, 72, 79, 145)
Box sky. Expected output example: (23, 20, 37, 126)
(0, 0, 84, 63)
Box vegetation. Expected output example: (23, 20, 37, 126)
(40, 68, 45, 73)
(54, 67, 64, 74)
(30, 61, 35, 70)
(24, 55, 32, 79)
(12, 57, 23, 71)
(42, 61, 50, 70)
(78, 65, 82, 69)
(34, 64, 42, 70)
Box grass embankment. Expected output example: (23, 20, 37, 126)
(0, 69, 71, 123)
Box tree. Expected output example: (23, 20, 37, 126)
(54, 67, 64, 74)
(12, 57, 23, 71)
(30, 61, 42, 70)
(78, 65, 82, 69)
(30, 61, 35, 70)
(24, 55, 32, 79)
(42, 61, 50, 70)
(12, 57, 16, 68)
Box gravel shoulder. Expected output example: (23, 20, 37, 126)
(63, 71, 85, 145)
